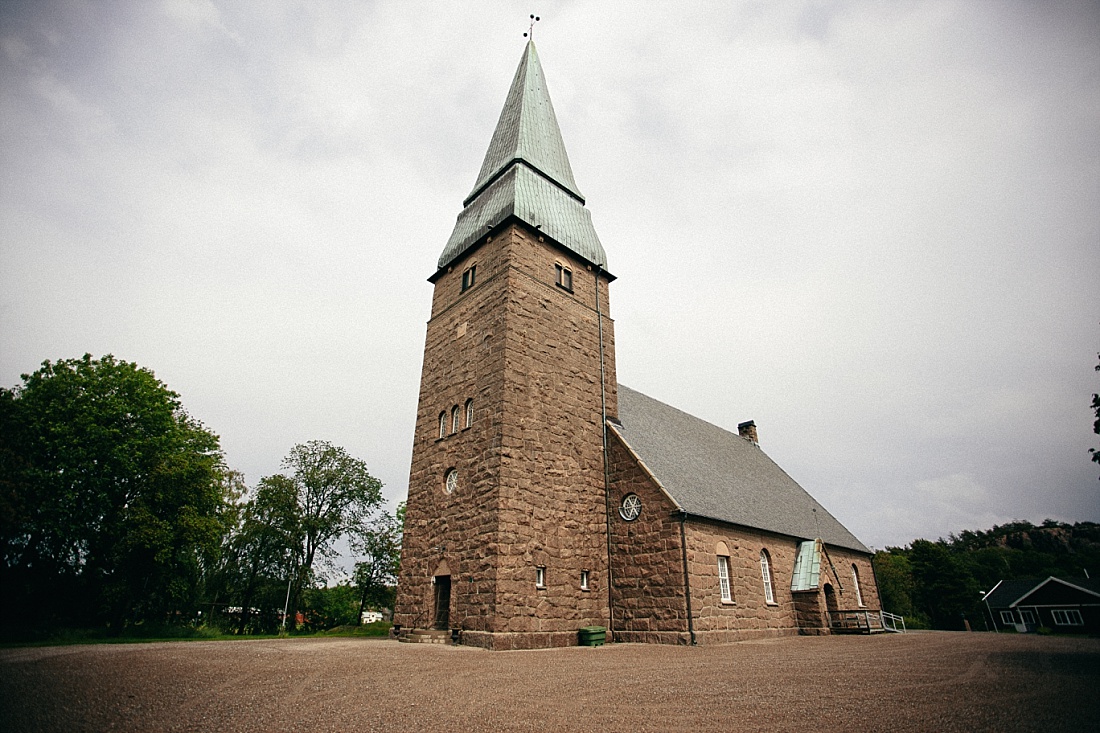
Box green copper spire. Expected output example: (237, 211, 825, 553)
(465, 41, 583, 205)
(438, 41, 608, 273)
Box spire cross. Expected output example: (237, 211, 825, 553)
(524, 14, 540, 39)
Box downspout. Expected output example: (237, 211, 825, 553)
(678, 510, 697, 645)
(596, 266, 614, 641)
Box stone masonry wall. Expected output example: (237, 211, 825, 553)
(606, 428, 691, 644)
(488, 224, 613, 644)
(603, 425, 880, 645)
(686, 524, 880, 642)
(394, 231, 511, 632)
(684, 521, 802, 643)
(395, 221, 615, 649)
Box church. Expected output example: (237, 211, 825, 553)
(393, 41, 881, 649)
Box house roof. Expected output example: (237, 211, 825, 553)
(612, 385, 870, 553)
(438, 41, 608, 274)
(983, 576, 1100, 607)
(981, 579, 1042, 608)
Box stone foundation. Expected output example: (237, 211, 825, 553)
(460, 630, 591, 651)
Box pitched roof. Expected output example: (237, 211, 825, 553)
(983, 576, 1100, 607)
(981, 578, 1042, 608)
(612, 385, 870, 553)
(438, 42, 608, 273)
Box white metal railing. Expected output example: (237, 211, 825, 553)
(879, 610, 906, 633)
(826, 610, 906, 633)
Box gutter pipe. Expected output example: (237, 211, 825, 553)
(596, 266, 614, 641)
(678, 510, 697, 645)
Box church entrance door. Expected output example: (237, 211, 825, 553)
(433, 575, 451, 629)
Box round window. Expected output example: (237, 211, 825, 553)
(444, 469, 458, 494)
(619, 493, 641, 521)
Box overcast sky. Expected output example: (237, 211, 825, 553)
(2, 1, 1098, 556)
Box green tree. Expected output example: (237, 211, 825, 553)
(1091, 352, 1099, 478)
(909, 539, 981, 630)
(215, 474, 301, 633)
(271, 441, 384, 624)
(302, 582, 361, 629)
(352, 501, 404, 621)
(0, 355, 233, 633)
(872, 549, 922, 625)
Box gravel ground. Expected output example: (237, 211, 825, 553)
(1, 632, 1097, 732)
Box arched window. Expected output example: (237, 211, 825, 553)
(852, 564, 864, 607)
(760, 550, 775, 604)
(717, 555, 732, 603)
(438, 412, 447, 439)
(451, 405, 460, 434)
(465, 398, 474, 428)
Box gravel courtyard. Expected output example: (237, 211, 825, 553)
(2, 631, 1097, 732)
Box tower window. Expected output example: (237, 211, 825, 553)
(580, 570, 589, 591)
(465, 398, 474, 428)
(555, 263, 573, 292)
(462, 265, 476, 292)
(536, 566, 546, 588)
(451, 405, 460, 434)
(438, 412, 447, 439)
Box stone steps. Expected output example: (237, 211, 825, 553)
(398, 629, 453, 644)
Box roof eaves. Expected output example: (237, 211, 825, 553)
(1012, 576, 1100, 607)
(1049, 577, 1100, 599)
(430, 215, 615, 284)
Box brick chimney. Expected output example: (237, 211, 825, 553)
(738, 420, 758, 445)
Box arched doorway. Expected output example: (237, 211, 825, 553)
(433, 575, 451, 629)
(823, 583, 838, 628)
(432, 559, 451, 630)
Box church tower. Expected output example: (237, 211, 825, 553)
(393, 42, 617, 650)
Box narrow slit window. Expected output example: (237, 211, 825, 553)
(536, 566, 546, 588)
(438, 412, 447, 439)
(451, 405, 460, 434)
(580, 570, 589, 591)
(465, 398, 474, 428)
(461, 265, 476, 292)
(852, 564, 864, 607)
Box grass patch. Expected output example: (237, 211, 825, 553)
(320, 622, 392, 637)
(1, 622, 393, 648)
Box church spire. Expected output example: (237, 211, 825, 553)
(465, 41, 583, 206)
(437, 41, 608, 274)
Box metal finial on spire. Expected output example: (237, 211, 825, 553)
(523, 14, 540, 39)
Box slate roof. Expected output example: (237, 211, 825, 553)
(612, 385, 870, 553)
(983, 576, 1100, 607)
(438, 41, 608, 273)
(981, 579, 1043, 608)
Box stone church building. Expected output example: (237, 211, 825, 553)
(393, 42, 881, 649)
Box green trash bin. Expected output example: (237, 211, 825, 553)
(578, 626, 606, 647)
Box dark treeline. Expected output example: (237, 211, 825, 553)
(0, 355, 400, 641)
(873, 520, 1100, 630)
